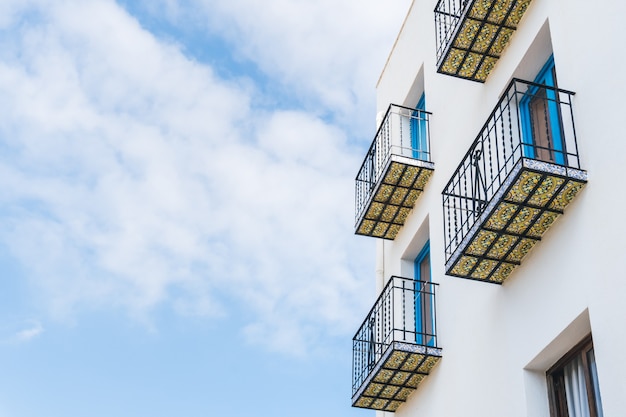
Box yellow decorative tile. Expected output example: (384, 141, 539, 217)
(506, 0, 533, 26)
(490, 262, 515, 283)
(385, 224, 401, 240)
(364, 383, 383, 397)
(382, 162, 403, 185)
(395, 387, 414, 401)
(365, 202, 384, 220)
(404, 189, 422, 207)
(372, 222, 388, 238)
(390, 371, 410, 385)
(506, 238, 537, 262)
(454, 19, 482, 50)
(371, 399, 388, 410)
(400, 353, 425, 372)
(550, 180, 585, 210)
(385, 351, 408, 370)
(475, 56, 498, 81)
(414, 168, 433, 190)
(490, 28, 514, 56)
(406, 374, 426, 388)
(417, 356, 441, 373)
(355, 396, 374, 408)
(487, 234, 518, 259)
(381, 385, 401, 399)
(485, 202, 518, 230)
(395, 207, 411, 224)
(466, 230, 498, 256)
(506, 171, 541, 202)
(381, 205, 399, 223)
(487, 0, 515, 24)
(390, 187, 409, 205)
(528, 176, 565, 206)
(473, 23, 498, 53)
(527, 211, 560, 238)
(374, 369, 394, 383)
(374, 184, 394, 203)
(507, 207, 540, 234)
(471, 259, 498, 279)
(357, 220, 375, 235)
(469, 0, 494, 20)
(451, 256, 479, 276)
(386, 401, 403, 412)
(459, 52, 482, 78)
(442, 48, 466, 74)
(399, 166, 420, 187)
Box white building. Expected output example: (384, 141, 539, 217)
(351, 1, 626, 416)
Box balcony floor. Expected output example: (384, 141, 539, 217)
(437, 0, 533, 82)
(446, 158, 586, 283)
(356, 156, 434, 240)
(352, 342, 442, 412)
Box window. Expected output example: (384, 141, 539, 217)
(547, 336, 604, 417)
(414, 241, 434, 346)
(520, 56, 566, 165)
(411, 93, 429, 161)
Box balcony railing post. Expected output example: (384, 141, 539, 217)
(567, 92, 580, 169)
(432, 283, 437, 347)
(401, 278, 406, 342)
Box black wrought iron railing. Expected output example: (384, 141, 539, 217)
(352, 277, 438, 395)
(355, 104, 432, 225)
(442, 78, 579, 261)
(434, 0, 469, 65)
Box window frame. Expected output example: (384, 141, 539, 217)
(546, 335, 604, 417)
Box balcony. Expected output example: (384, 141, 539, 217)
(442, 79, 587, 283)
(435, 0, 533, 82)
(352, 277, 441, 412)
(355, 104, 434, 239)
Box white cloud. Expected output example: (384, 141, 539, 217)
(136, 0, 411, 133)
(0, 319, 44, 344)
(0, 0, 404, 354)
(197, 0, 409, 112)
(15, 320, 44, 343)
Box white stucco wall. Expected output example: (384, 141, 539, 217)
(371, 1, 626, 416)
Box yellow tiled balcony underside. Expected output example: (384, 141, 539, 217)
(438, 0, 533, 82)
(356, 159, 434, 239)
(352, 342, 442, 412)
(446, 161, 586, 283)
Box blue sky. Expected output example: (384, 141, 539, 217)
(0, 1, 410, 416)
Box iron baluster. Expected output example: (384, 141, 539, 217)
(471, 148, 487, 218)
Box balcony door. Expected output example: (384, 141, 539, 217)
(414, 241, 434, 346)
(411, 93, 428, 161)
(520, 56, 566, 165)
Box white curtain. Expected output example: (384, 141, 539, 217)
(563, 355, 591, 417)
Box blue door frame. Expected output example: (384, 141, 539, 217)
(414, 241, 434, 346)
(520, 56, 566, 165)
(411, 93, 428, 161)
